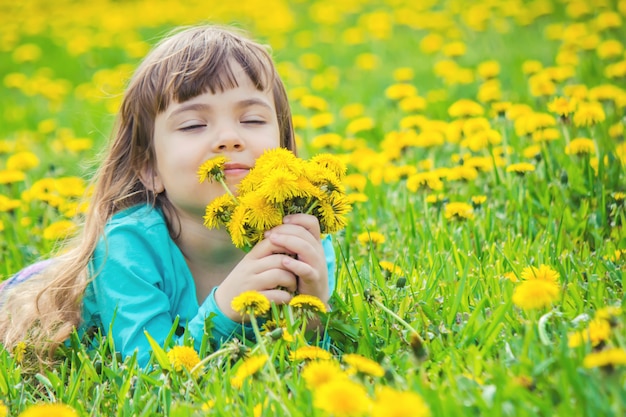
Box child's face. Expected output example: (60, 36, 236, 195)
(151, 63, 281, 220)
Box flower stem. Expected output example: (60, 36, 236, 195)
(249, 313, 283, 388)
(218, 178, 238, 204)
(372, 298, 424, 343)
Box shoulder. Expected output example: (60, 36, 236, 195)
(94, 204, 172, 260)
(106, 204, 168, 233)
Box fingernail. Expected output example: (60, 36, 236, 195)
(264, 230, 271, 237)
(283, 216, 292, 223)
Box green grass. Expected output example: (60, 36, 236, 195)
(1, 0, 626, 416)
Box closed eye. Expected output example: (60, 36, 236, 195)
(241, 120, 266, 125)
(179, 124, 206, 131)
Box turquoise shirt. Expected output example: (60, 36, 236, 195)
(81, 204, 336, 366)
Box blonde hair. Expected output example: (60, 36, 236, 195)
(0, 25, 296, 361)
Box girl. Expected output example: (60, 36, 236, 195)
(0, 25, 336, 367)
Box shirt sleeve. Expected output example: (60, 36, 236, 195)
(90, 223, 183, 366)
(91, 222, 338, 367)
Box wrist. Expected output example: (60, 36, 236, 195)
(214, 285, 241, 322)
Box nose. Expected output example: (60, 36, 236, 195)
(212, 122, 245, 152)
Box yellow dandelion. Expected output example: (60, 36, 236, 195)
(448, 99, 484, 118)
(203, 194, 236, 229)
(471, 195, 487, 206)
(341, 103, 365, 119)
(342, 353, 385, 377)
(573, 103, 606, 127)
(310, 153, 347, 180)
(357, 231, 386, 245)
(444, 202, 474, 220)
(300, 94, 328, 111)
(407, 172, 444, 192)
(290, 346, 332, 362)
(343, 174, 367, 192)
(309, 112, 334, 129)
(42, 220, 77, 241)
(0, 400, 7, 417)
(399, 95, 427, 112)
(392, 67, 414, 82)
(289, 294, 327, 313)
(302, 360, 346, 389)
(609, 122, 624, 139)
(226, 204, 251, 249)
(231, 291, 270, 317)
(522, 145, 542, 159)
(0, 169, 26, 184)
(568, 318, 611, 348)
(372, 386, 431, 417)
(311, 133, 343, 149)
(253, 148, 303, 178)
(346, 117, 375, 135)
(197, 156, 228, 183)
(18, 403, 79, 417)
(0, 195, 21, 212)
(239, 193, 283, 231)
(520, 264, 559, 282)
(512, 279, 560, 310)
(595, 306, 622, 321)
(313, 378, 372, 417)
(385, 83, 418, 100)
(583, 348, 626, 369)
(231, 354, 269, 388)
(167, 346, 201, 376)
(379, 261, 404, 276)
(565, 138, 595, 156)
(522, 60, 543, 75)
(506, 162, 535, 175)
(6, 151, 40, 171)
(477, 60, 500, 79)
(547, 97, 577, 116)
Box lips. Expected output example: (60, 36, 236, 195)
(223, 163, 250, 176)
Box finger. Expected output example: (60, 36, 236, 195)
(255, 269, 298, 293)
(268, 232, 320, 262)
(248, 237, 298, 258)
(260, 289, 293, 305)
(282, 214, 321, 238)
(280, 255, 316, 280)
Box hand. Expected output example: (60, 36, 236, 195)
(214, 214, 330, 322)
(214, 234, 300, 321)
(264, 214, 330, 305)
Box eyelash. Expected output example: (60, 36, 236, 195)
(179, 124, 206, 131)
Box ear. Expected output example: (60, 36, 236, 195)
(139, 165, 165, 194)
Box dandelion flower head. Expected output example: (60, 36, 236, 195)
(18, 403, 79, 417)
(512, 279, 560, 310)
(520, 264, 560, 282)
(231, 354, 269, 388)
(197, 156, 229, 183)
(167, 346, 201, 376)
(302, 360, 346, 389)
(231, 291, 271, 316)
(372, 386, 431, 417)
(290, 346, 333, 362)
(313, 378, 372, 417)
(342, 353, 385, 377)
(289, 294, 327, 313)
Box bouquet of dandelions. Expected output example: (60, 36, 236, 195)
(197, 148, 351, 251)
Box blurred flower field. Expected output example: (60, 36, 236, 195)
(1, 0, 626, 416)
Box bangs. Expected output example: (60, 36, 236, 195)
(150, 28, 277, 112)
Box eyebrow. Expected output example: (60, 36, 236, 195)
(167, 98, 273, 120)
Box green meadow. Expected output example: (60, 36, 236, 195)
(1, 0, 625, 416)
